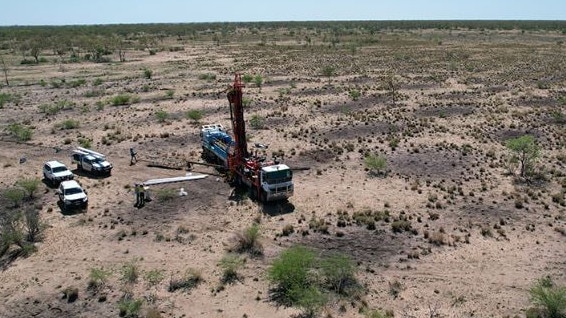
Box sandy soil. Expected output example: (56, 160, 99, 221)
(0, 27, 565, 318)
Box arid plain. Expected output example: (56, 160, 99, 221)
(0, 23, 565, 317)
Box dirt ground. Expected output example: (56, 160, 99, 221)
(0, 27, 565, 318)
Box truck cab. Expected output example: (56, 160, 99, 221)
(260, 164, 294, 201)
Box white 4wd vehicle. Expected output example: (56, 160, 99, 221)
(43, 160, 74, 185)
(58, 180, 88, 211)
(71, 147, 112, 176)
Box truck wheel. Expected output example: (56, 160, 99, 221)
(261, 192, 267, 203)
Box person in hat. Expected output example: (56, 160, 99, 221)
(134, 183, 141, 207)
(130, 147, 137, 165)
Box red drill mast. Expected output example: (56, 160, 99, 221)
(227, 74, 249, 175)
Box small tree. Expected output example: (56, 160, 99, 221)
(143, 68, 153, 79)
(506, 135, 540, 178)
(364, 154, 387, 176)
(253, 74, 263, 92)
(23, 206, 42, 242)
(385, 73, 398, 104)
(321, 65, 336, 84)
(0, 210, 24, 256)
(1, 55, 9, 86)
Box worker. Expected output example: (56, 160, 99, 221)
(139, 183, 146, 207)
(134, 183, 140, 207)
(130, 147, 137, 165)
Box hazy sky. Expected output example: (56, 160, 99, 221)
(1, 0, 565, 26)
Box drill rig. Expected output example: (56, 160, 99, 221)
(201, 74, 294, 202)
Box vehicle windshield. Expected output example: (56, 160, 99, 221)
(52, 166, 68, 173)
(263, 169, 292, 184)
(65, 188, 83, 195)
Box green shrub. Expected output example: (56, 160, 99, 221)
(349, 89, 362, 101)
(321, 65, 336, 82)
(253, 75, 263, 91)
(233, 223, 263, 256)
(165, 90, 175, 99)
(249, 114, 264, 129)
(365, 154, 387, 176)
(68, 78, 86, 88)
(4, 187, 25, 207)
(88, 267, 111, 291)
(155, 188, 176, 202)
(242, 74, 253, 83)
(121, 260, 139, 284)
(144, 269, 164, 286)
(219, 254, 244, 284)
(186, 109, 203, 122)
(268, 246, 360, 316)
(23, 206, 42, 242)
(84, 89, 105, 98)
(143, 69, 153, 79)
(168, 268, 202, 292)
(38, 100, 74, 115)
(112, 94, 131, 106)
(16, 177, 41, 199)
(198, 73, 216, 81)
(7, 123, 33, 141)
(59, 119, 80, 130)
(78, 137, 92, 148)
(118, 296, 143, 318)
(155, 110, 169, 122)
(364, 309, 394, 318)
(268, 245, 316, 304)
(319, 253, 358, 296)
(0, 210, 24, 255)
(93, 78, 103, 86)
(391, 220, 412, 233)
(242, 97, 252, 108)
(529, 276, 566, 318)
(0, 92, 15, 108)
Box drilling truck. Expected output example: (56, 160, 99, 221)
(201, 74, 293, 202)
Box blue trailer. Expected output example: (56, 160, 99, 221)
(200, 124, 233, 167)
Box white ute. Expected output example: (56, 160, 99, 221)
(58, 180, 88, 212)
(71, 147, 112, 176)
(43, 160, 74, 185)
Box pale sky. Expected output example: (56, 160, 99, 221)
(1, 0, 565, 26)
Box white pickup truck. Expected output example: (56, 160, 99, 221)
(58, 180, 88, 212)
(71, 147, 112, 176)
